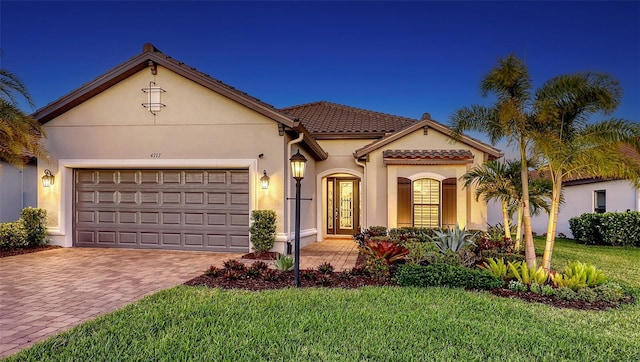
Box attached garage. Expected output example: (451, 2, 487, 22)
(73, 169, 250, 252)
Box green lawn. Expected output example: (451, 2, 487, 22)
(5, 241, 640, 362)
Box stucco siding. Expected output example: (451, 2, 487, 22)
(38, 66, 289, 248)
(0, 163, 38, 222)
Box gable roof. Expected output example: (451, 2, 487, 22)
(31, 43, 327, 160)
(353, 115, 503, 160)
(280, 101, 417, 139)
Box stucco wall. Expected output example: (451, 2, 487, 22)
(364, 128, 488, 230)
(0, 163, 38, 222)
(38, 65, 289, 247)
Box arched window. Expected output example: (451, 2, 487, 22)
(412, 178, 440, 228)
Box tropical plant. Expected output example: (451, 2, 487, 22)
(0, 68, 48, 168)
(273, 254, 294, 271)
(563, 261, 608, 287)
(223, 259, 246, 272)
(204, 265, 222, 277)
(317, 262, 335, 274)
(360, 240, 409, 265)
(430, 224, 477, 254)
(450, 54, 539, 267)
(479, 257, 508, 279)
(507, 260, 549, 285)
(249, 210, 277, 253)
(533, 72, 640, 270)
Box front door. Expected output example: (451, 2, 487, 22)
(326, 178, 359, 235)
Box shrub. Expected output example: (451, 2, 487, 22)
(395, 263, 503, 290)
(592, 283, 626, 302)
(249, 210, 277, 253)
(575, 287, 598, 303)
(301, 270, 317, 280)
(475, 237, 515, 255)
(529, 283, 542, 294)
(404, 240, 439, 265)
(388, 227, 435, 243)
(554, 287, 578, 301)
(569, 211, 640, 246)
(20, 207, 48, 246)
(551, 261, 607, 290)
(365, 257, 391, 282)
(0, 221, 28, 248)
(354, 226, 388, 247)
(507, 280, 528, 292)
(250, 261, 269, 271)
(263, 269, 282, 281)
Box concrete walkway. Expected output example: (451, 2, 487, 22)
(0, 238, 357, 358)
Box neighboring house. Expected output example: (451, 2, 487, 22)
(29, 43, 502, 254)
(488, 146, 640, 238)
(0, 160, 38, 222)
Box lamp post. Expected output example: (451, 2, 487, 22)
(290, 149, 307, 287)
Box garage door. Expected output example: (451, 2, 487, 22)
(74, 169, 250, 252)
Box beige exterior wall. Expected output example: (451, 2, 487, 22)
(363, 128, 489, 230)
(0, 162, 38, 223)
(38, 65, 290, 248)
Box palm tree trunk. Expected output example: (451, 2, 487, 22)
(542, 172, 563, 271)
(515, 204, 523, 251)
(501, 201, 512, 240)
(520, 144, 536, 268)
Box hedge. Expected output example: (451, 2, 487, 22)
(568, 211, 640, 247)
(0, 207, 48, 248)
(395, 263, 504, 290)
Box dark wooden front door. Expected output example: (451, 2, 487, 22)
(326, 178, 359, 235)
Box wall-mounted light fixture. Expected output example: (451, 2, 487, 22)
(142, 81, 166, 115)
(260, 170, 270, 189)
(42, 169, 55, 187)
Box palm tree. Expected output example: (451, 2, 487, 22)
(460, 160, 516, 241)
(451, 54, 539, 267)
(533, 72, 640, 270)
(0, 69, 47, 169)
(461, 159, 554, 251)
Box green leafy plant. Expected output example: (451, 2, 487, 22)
(250, 261, 269, 271)
(395, 263, 503, 290)
(550, 261, 608, 291)
(529, 282, 543, 294)
(507, 280, 528, 292)
(403, 240, 439, 265)
(317, 262, 334, 274)
(479, 257, 508, 279)
(317, 274, 333, 286)
(223, 270, 242, 281)
(507, 261, 549, 285)
(360, 240, 409, 265)
(365, 257, 391, 282)
(592, 283, 626, 302)
(301, 270, 317, 280)
(430, 224, 477, 254)
(553, 287, 578, 301)
(249, 210, 277, 253)
(273, 254, 294, 271)
(0, 221, 28, 248)
(20, 207, 48, 246)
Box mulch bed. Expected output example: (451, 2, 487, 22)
(240, 251, 281, 260)
(185, 253, 635, 311)
(0, 245, 62, 258)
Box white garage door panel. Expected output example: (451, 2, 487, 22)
(74, 169, 250, 252)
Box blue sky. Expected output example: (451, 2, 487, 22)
(2, 1, 639, 157)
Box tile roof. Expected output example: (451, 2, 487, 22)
(383, 149, 475, 165)
(383, 149, 474, 160)
(280, 101, 418, 139)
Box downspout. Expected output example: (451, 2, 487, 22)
(355, 158, 366, 230)
(286, 133, 304, 254)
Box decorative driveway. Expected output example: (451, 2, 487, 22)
(0, 238, 357, 358)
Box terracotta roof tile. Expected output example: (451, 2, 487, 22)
(280, 101, 417, 138)
(383, 149, 474, 160)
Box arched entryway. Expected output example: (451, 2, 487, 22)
(316, 169, 362, 240)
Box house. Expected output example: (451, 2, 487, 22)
(0, 160, 38, 223)
(29, 43, 502, 254)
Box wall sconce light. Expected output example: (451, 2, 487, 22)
(42, 169, 55, 187)
(260, 170, 270, 189)
(142, 81, 166, 115)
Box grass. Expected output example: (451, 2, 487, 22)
(5, 240, 640, 361)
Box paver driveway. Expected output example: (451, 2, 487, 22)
(0, 238, 357, 358)
(0, 248, 241, 358)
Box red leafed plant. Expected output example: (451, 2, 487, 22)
(361, 240, 409, 264)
